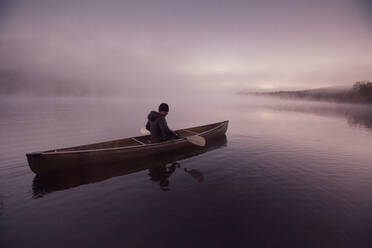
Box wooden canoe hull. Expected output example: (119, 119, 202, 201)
(27, 121, 228, 174)
(32, 135, 227, 197)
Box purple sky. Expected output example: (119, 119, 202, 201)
(1, 0, 372, 96)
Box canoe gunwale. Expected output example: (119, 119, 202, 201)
(30, 121, 228, 156)
(41, 138, 187, 155)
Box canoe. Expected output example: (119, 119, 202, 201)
(32, 135, 227, 197)
(26, 120, 229, 174)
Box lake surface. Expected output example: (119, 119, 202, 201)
(1, 96, 372, 248)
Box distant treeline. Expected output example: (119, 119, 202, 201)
(246, 81, 372, 104)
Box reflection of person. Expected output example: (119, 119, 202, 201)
(148, 163, 177, 191)
(146, 103, 180, 143)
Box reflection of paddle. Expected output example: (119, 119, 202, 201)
(172, 162, 204, 183)
(140, 128, 206, 147)
(184, 168, 204, 183)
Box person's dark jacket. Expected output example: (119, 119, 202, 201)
(146, 111, 180, 143)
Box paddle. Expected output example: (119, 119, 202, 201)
(184, 135, 206, 147)
(140, 128, 206, 147)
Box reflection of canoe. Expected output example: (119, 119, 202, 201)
(32, 135, 228, 198)
(27, 121, 228, 174)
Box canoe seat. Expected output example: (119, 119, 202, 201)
(131, 136, 152, 144)
(131, 138, 145, 145)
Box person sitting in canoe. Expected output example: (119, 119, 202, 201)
(146, 103, 181, 143)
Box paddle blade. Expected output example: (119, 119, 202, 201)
(140, 127, 150, 135)
(186, 135, 206, 147)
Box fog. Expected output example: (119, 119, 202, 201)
(1, 0, 372, 97)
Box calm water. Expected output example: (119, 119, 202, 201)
(1, 96, 372, 248)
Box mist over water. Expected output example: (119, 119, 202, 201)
(1, 0, 372, 247)
(1, 95, 372, 248)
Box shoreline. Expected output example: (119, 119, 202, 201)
(240, 82, 372, 105)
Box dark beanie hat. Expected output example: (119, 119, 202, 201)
(158, 103, 169, 112)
